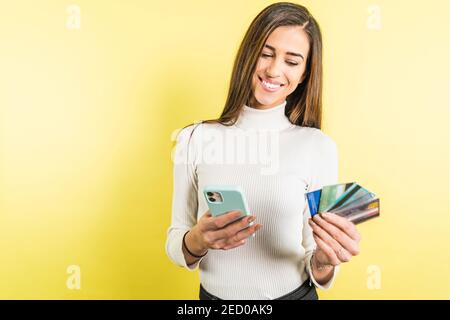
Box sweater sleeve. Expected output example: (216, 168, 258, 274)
(302, 132, 340, 290)
(165, 124, 205, 271)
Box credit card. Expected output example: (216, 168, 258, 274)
(306, 182, 380, 225)
(306, 189, 321, 217)
(318, 183, 355, 213)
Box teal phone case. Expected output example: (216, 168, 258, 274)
(203, 185, 255, 238)
(203, 185, 250, 218)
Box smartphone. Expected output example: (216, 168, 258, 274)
(203, 185, 254, 236)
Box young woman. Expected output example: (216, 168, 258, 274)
(166, 2, 361, 300)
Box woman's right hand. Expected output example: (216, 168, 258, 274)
(188, 210, 263, 253)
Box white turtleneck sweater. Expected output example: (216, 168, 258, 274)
(166, 100, 339, 300)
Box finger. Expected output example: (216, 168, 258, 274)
(313, 234, 340, 266)
(309, 219, 353, 261)
(222, 239, 246, 250)
(205, 210, 243, 230)
(199, 211, 212, 223)
(228, 223, 262, 245)
(199, 210, 212, 224)
(210, 215, 256, 241)
(320, 212, 361, 242)
(312, 215, 360, 256)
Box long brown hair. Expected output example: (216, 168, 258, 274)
(178, 2, 324, 141)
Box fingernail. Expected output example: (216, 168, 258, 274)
(321, 212, 330, 218)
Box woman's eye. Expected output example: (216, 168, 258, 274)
(261, 53, 298, 66)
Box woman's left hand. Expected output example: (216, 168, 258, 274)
(308, 212, 361, 267)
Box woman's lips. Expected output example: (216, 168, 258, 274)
(258, 76, 284, 93)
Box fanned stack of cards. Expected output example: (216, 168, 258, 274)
(306, 182, 380, 224)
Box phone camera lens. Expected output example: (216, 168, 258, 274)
(208, 197, 216, 202)
(207, 192, 213, 196)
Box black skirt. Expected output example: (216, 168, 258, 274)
(199, 279, 318, 300)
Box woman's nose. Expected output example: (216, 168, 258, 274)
(265, 60, 282, 78)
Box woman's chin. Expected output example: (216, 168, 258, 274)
(253, 92, 283, 109)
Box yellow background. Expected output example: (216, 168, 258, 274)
(1, 0, 449, 299)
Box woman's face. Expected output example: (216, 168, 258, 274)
(250, 25, 310, 109)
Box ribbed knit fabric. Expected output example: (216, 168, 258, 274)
(166, 100, 340, 300)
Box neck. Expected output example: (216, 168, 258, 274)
(247, 97, 286, 110)
(234, 100, 294, 130)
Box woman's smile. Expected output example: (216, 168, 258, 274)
(257, 75, 285, 93)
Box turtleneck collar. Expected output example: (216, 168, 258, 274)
(234, 100, 294, 130)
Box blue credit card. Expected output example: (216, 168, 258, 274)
(306, 189, 321, 217)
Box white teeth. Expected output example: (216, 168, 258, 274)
(261, 79, 281, 89)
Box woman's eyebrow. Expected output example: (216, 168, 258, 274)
(264, 44, 304, 60)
